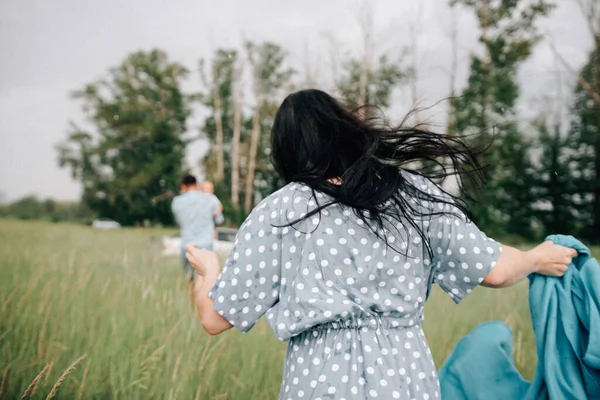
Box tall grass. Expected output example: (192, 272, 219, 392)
(1, 220, 595, 399)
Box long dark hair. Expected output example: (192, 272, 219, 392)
(270, 89, 486, 256)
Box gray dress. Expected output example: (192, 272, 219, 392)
(209, 172, 502, 399)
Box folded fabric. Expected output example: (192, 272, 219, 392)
(438, 235, 600, 399)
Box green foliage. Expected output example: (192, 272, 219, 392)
(57, 49, 191, 226)
(531, 121, 580, 236)
(198, 48, 239, 165)
(569, 49, 600, 241)
(337, 54, 408, 109)
(0, 196, 94, 223)
(451, 0, 552, 237)
(245, 41, 293, 203)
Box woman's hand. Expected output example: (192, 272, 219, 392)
(186, 245, 220, 278)
(483, 241, 578, 288)
(527, 240, 578, 277)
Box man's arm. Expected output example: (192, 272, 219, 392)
(171, 198, 182, 226)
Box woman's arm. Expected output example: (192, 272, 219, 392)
(188, 248, 232, 335)
(482, 241, 577, 288)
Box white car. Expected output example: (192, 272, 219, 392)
(153, 228, 237, 258)
(92, 218, 121, 229)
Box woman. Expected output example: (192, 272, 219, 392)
(186, 89, 576, 400)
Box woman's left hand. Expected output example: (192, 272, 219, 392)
(185, 245, 220, 277)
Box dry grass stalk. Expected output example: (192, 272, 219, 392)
(1, 288, 16, 312)
(194, 384, 202, 400)
(1, 363, 10, 398)
(0, 329, 10, 342)
(172, 353, 183, 381)
(45, 354, 87, 399)
(20, 362, 52, 399)
(75, 359, 91, 400)
(37, 308, 50, 358)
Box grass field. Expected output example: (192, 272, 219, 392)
(1, 220, 596, 399)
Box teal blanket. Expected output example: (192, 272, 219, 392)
(438, 235, 600, 399)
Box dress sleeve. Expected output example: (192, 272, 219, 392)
(424, 183, 503, 303)
(208, 199, 282, 332)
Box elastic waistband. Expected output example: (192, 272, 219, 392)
(311, 316, 419, 332)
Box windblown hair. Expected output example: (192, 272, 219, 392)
(270, 89, 487, 256)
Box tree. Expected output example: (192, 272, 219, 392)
(450, 0, 553, 238)
(334, 8, 408, 112)
(230, 59, 244, 209)
(244, 41, 294, 213)
(530, 120, 579, 236)
(570, 49, 600, 241)
(199, 49, 238, 186)
(337, 55, 407, 110)
(446, 4, 460, 135)
(57, 49, 190, 226)
(407, 2, 424, 126)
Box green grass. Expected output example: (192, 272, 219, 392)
(0, 220, 596, 399)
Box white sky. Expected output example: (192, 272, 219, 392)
(0, 0, 594, 202)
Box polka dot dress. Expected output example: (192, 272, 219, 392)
(209, 172, 502, 399)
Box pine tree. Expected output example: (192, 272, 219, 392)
(570, 49, 600, 241)
(532, 120, 579, 236)
(450, 0, 553, 238)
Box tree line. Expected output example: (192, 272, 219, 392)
(9, 0, 592, 242)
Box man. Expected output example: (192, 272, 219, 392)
(171, 174, 222, 281)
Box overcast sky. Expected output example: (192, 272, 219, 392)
(0, 0, 594, 202)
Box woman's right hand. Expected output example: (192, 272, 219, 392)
(527, 241, 578, 277)
(186, 245, 221, 278)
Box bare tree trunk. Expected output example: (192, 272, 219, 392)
(244, 108, 260, 213)
(212, 81, 225, 183)
(304, 40, 316, 88)
(318, 32, 341, 88)
(477, 1, 491, 129)
(447, 5, 459, 134)
(408, 3, 423, 126)
(230, 65, 243, 207)
(358, 4, 374, 107)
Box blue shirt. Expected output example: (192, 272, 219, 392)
(171, 190, 219, 249)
